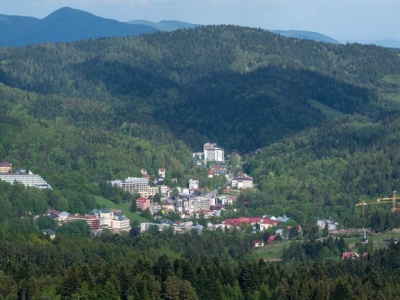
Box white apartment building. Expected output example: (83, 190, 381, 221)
(204, 147, 224, 163)
(110, 177, 149, 195)
(189, 179, 199, 189)
(112, 213, 131, 233)
(89, 209, 130, 232)
(191, 196, 212, 212)
(317, 218, 338, 231)
(0, 171, 51, 189)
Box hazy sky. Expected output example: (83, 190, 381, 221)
(1, 0, 399, 42)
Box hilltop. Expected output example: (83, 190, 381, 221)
(1, 23, 400, 299)
(1, 25, 400, 224)
(0, 7, 340, 47)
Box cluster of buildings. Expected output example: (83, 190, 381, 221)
(0, 161, 51, 189)
(140, 212, 291, 235)
(317, 218, 339, 231)
(45, 208, 131, 233)
(140, 220, 204, 234)
(193, 143, 225, 164)
(109, 168, 173, 198)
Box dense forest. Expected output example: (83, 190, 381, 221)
(1, 25, 400, 298)
(2, 25, 400, 218)
(0, 177, 400, 300)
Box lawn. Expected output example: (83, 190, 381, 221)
(95, 196, 148, 224)
(251, 231, 400, 262)
(308, 99, 347, 119)
(252, 240, 291, 261)
(344, 231, 400, 250)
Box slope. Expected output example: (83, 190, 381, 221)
(2, 25, 395, 153)
(243, 113, 400, 225)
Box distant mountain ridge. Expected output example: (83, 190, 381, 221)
(0, 7, 157, 47)
(0, 7, 339, 47)
(128, 20, 199, 31)
(269, 30, 340, 44)
(3, 7, 397, 48)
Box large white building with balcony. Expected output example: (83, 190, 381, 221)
(203, 143, 224, 163)
(0, 170, 51, 189)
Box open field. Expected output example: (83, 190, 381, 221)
(308, 99, 347, 119)
(344, 231, 400, 249)
(251, 231, 400, 261)
(252, 240, 291, 261)
(95, 196, 148, 224)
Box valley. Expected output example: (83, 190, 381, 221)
(1, 24, 400, 298)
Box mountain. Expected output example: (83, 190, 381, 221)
(128, 19, 199, 31)
(0, 7, 158, 46)
(1, 25, 400, 222)
(269, 29, 340, 44)
(0, 14, 38, 46)
(362, 39, 400, 49)
(0, 7, 339, 47)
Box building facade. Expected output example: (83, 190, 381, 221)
(203, 143, 225, 163)
(0, 162, 12, 173)
(66, 214, 100, 231)
(0, 171, 52, 189)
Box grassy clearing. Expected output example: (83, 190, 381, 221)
(95, 196, 148, 223)
(344, 231, 400, 250)
(308, 99, 347, 119)
(252, 240, 291, 261)
(251, 231, 400, 261)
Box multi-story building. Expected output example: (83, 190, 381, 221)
(112, 213, 131, 233)
(110, 177, 149, 195)
(66, 214, 100, 231)
(110, 177, 159, 197)
(136, 197, 150, 211)
(191, 196, 211, 213)
(204, 143, 224, 163)
(0, 170, 51, 189)
(317, 218, 338, 231)
(89, 208, 113, 228)
(158, 168, 166, 178)
(189, 179, 199, 189)
(0, 161, 12, 173)
(231, 175, 254, 189)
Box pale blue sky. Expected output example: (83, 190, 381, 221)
(1, 0, 399, 42)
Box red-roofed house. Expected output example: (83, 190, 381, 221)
(341, 252, 368, 260)
(158, 168, 166, 178)
(223, 217, 260, 229)
(142, 173, 151, 182)
(259, 218, 279, 230)
(267, 235, 276, 243)
(197, 210, 214, 219)
(252, 240, 264, 248)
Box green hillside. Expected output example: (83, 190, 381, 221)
(1, 24, 400, 300)
(2, 25, 398, 152)
(0, 25, 400, 219)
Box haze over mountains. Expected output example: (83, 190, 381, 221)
(4, 6, 397, 48)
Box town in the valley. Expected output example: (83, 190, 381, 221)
(0, 143, 337, 245)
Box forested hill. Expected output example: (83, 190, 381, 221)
(1, 25, 400, 153)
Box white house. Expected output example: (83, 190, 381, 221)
(189, 179, 199, 189)
(317, 218, 338, 231)
(231, 175, 253, 189)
